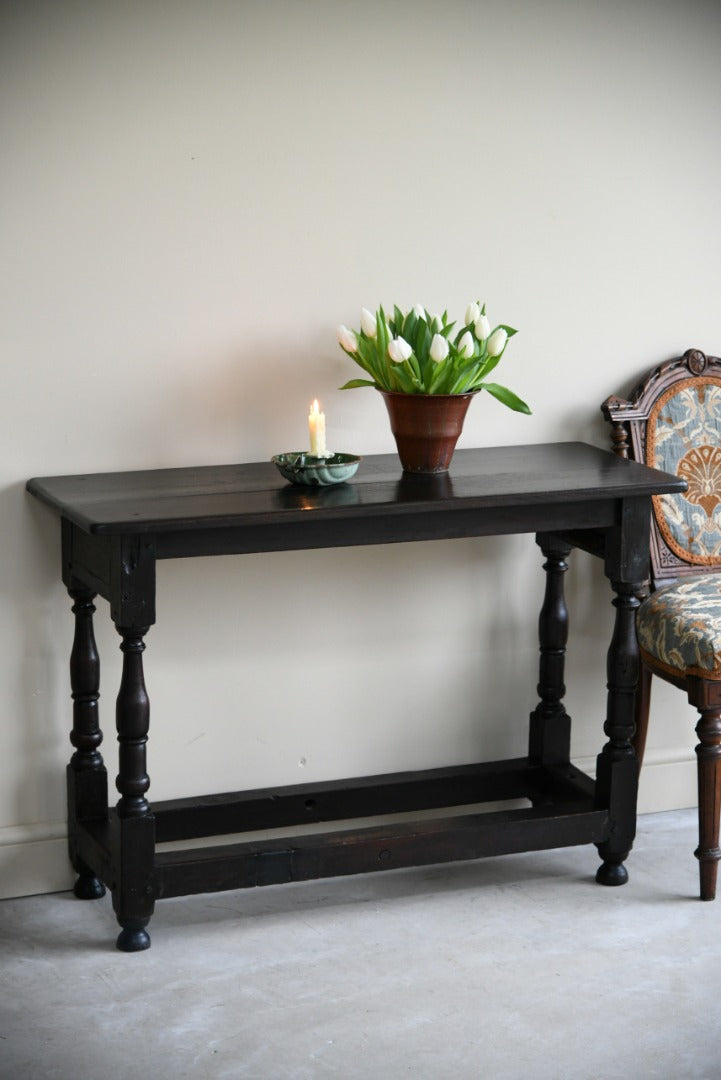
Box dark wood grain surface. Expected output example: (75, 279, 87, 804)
(27, 442, 685, 535)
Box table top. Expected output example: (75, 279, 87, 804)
(27, 442, 685, 537)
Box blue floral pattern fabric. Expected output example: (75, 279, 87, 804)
(648, 377, 721, 564)
(637, 573, 721, 679)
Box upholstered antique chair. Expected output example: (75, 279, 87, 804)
(602, 348, 721, 900)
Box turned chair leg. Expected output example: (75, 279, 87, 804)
(694, 705, 721, 901)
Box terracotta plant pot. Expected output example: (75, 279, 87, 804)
(379, 390, 476, 473)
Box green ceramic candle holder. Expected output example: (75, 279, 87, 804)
(271, 452, 361, 487)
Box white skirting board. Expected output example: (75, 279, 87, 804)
(0, 822, 74, 900)
(572, 751, 697, 817)
(0, 754, 698, 900)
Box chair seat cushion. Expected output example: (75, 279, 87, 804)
(637, 573, 721, 679)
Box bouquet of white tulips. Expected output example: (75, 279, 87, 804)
(337, 302, 530, 412)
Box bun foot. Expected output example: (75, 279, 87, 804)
(73, 874, 106, 900)
(116, 927, 151, 952)
(595, 860, 629, 887)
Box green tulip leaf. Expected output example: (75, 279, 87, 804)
(483, 382, 531, 413)
(339, 378, 378, 390)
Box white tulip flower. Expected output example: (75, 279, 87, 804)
(465, 302, 480, 326)
(360, 307, 377, 337)
(474, 314, 491, 341)
(413, 304, 426, 319)
(486, 327, 508, 357)
(432, 313, 443, 329)
(430, 333, 449, 363)
(458, 331, 475, 359)
(388, 336, 413, 364)
(337, 325, 358, 353)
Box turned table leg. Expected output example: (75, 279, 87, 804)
(67, 587, 107, 901)
(595, 581, 642, 886)
(530, 535, 573, 768)
(112, 626, 155, 952)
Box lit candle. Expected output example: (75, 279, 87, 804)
(308, 399, 327, 457)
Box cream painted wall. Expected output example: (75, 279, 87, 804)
(3, 0, 721, 897)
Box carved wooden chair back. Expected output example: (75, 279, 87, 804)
(603, 347, 721, 584)
(602, 348, 721, 900)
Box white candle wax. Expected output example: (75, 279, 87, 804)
(308, 399, 327, 457)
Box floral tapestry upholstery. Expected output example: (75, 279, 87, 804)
(637, 573, 721, 679)
(647, 377, 721, 565)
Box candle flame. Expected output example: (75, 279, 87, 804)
(311, 399, 320, 415)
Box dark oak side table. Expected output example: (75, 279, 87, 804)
(27, 442, 684, 951)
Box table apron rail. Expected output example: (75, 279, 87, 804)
(154, 501, 618, 558)
(61, 500, 619, 602)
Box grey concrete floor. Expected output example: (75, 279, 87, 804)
(0, 809, 719, 1080)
